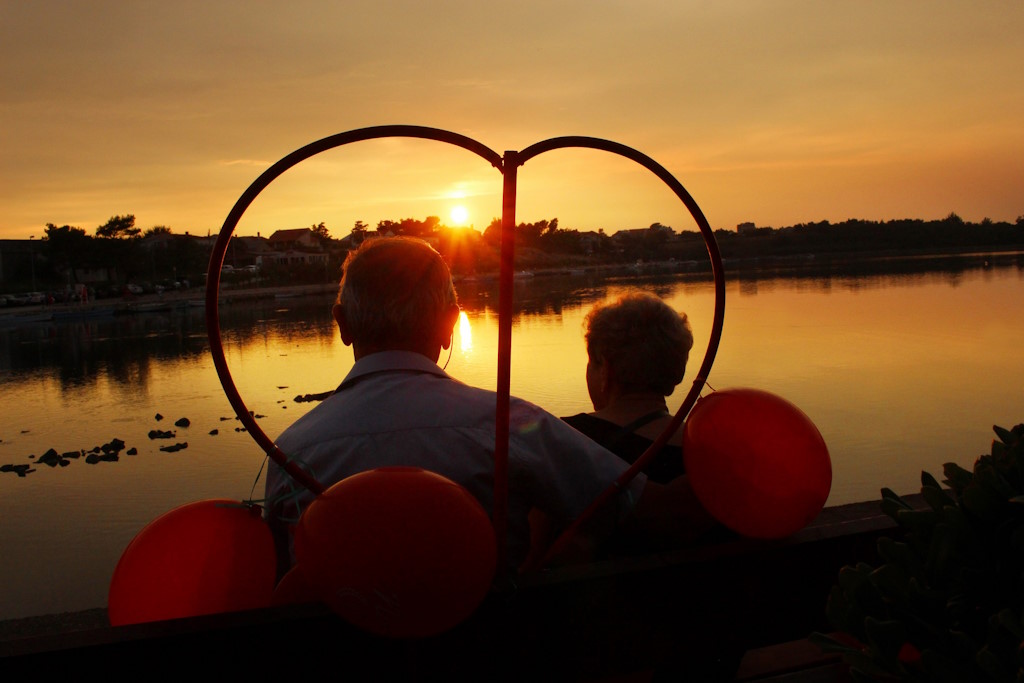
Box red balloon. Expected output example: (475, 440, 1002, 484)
(108, 499, 276, 625)
(271, 565, 320, 607)
(294, 467, 497, 638)
(683, 388, 832, 539)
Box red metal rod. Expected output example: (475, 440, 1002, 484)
(493, 150, 519, 572)
(205, 227, 327, 496)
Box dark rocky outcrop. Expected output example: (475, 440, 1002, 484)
(0, 464, 35, 477)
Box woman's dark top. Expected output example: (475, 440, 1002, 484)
(561, 412, 684, 484)
(562, 411, 737, 552)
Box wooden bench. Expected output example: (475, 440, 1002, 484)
(1, 498, 902, 679)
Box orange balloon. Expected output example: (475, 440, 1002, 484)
(683, 388, 832, 539)
(294, 467, 497, 638)
(108, 499, 276, 625)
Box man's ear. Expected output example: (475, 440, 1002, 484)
(440, 304, 460, 350)
(333, 303, 354, 346)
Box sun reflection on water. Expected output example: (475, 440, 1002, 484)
(458, 310, 473, 352)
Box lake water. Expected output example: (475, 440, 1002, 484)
(2, 258, 1023, 620)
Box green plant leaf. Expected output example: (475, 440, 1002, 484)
(943, 462, 974, 495)
(907, 577, 945, 613)
(846, 567, 890, 622)
(808, 631, 864, 656)
(996, 608, 1024, 641)
(922, 484, 956, 512)
(882, 487, 912, 507)
(960, 478, 1005, 522)
(881, 488, 913, 522)
(825, 584, 863, 636)
(947, 630, 979, 663)
(994, 424, 1013, 445)
(843, 644, 902, 679)
(877, 537, 925, 579)
(871, 565, 911, 605)
(976, 645, 1012, 681)
(941, 504, 971, 532)
(865, 617, 908, 660)
(921, 647, 975, 683)
(897, 508, 939, 538)
(976, 463, 1015, 499)
(926, 522, 965, 587)
(838, 563, 875, 592)
(921, 470, 943, 490)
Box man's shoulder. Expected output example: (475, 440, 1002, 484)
(507, 398, 600, 449)
(275, 369, 500, 448)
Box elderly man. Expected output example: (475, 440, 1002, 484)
(265, 236, 708, 572)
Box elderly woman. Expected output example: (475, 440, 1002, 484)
(563, 292, 693, 484)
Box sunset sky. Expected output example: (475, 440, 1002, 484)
(2, 1, 1022, 240)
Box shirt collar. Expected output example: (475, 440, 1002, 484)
(337, 350, 451, 391)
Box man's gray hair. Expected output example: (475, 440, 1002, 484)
(337, 237, 457, 348)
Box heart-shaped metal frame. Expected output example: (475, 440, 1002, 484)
(205, 125, 726, 569)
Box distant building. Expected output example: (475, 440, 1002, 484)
(261, 249, 329, 268)
(737, 222, 756, 235)
(228, 236, 277, 269)
(612, 223, 675, 243)
(268, 228, 320, 251)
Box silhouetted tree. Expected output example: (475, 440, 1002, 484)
(43, 223, 92, 284)
(349, 220, 368, 244)
(483, 218, 502, 246)
(310, 221, 331, 243)
(96, 214, 140, 239)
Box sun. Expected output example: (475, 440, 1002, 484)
(450, 205, 469, 226)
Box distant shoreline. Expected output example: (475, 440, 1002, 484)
(2, 246, 1022, 327)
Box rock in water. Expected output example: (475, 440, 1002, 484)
(38, 449, 67, 468)
(1, 464, 35, 477)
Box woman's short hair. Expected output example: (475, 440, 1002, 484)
(337, 237, 457, 348)
(584, 292, 693, 396)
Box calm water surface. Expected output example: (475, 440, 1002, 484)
(2, 263, 1023, 619)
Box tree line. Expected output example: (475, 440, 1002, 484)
(7, 211, 1023, 294)
(36, 216, 209, 292)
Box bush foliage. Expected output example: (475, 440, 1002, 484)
(814, 424, 1024, 682)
